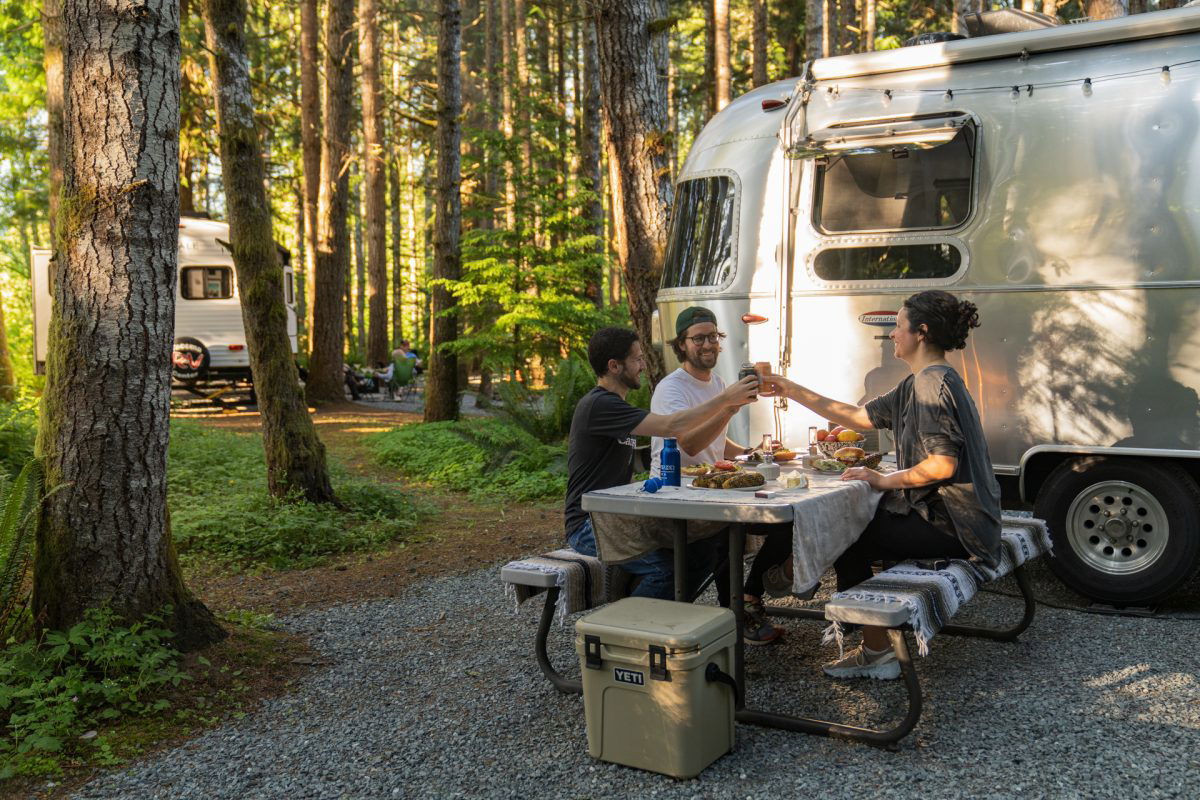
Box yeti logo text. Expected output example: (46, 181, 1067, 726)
(614, 668, 644, 686)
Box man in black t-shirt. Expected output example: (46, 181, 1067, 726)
(564, 327, 758, 600)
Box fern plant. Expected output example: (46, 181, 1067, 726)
(0, 459, 44, 641)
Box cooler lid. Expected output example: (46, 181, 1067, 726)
(575, 597, 735, 654)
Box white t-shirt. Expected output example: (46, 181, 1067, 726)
(650, 368, 728, 477)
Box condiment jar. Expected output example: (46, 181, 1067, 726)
(756, 453, 780, 482)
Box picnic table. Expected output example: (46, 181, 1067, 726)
(580, 470, 922, 742)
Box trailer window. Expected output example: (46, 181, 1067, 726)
(661, 176, 736, 288)
(813, 243, 961, 282)
(285, 272, 294, 305)
(813, 124, 974, 233)
(181, 267, 233, 299)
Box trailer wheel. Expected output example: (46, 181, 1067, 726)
(1034, 458, 1200, 606)
(172, 337, 210, 384)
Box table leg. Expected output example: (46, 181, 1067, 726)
(673, 519, 688, 602)
(729, 523, 745, 710)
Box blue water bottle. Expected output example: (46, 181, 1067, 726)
(661, 438, 681, 487)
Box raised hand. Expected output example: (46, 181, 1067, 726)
(723, 375, 760, 407)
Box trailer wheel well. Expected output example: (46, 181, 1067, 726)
(1021, 452, 1200, 504)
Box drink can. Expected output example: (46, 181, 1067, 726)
(738, 362, 759, 397)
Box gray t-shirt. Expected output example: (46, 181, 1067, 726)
(865, 365, 1002, 567)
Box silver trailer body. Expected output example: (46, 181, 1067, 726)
(654, 8, 1200, 604)
(31, 216, 298, 383)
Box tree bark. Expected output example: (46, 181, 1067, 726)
(360, 0, 389, 364)
(43, 0, 65, 240)
(36, 0, 223, 650)
(202, 0, 337, 504)
(307, 0, 357, 403)
(1085, 0, 1127, 18)
(751, 0, 768, 87)
(864, 0, 875, 51)
(0, 297, 15, 402)
(805, 0, 823, 61)
(593, 0, 671, 386)
(390, 155, 403, 346)
(426, 0, 462, 422)
(354, 189, 366, 356)
(953, 0, 973, 35)
(713, 0, 731, 111)
(580, 9, 604, 308)
(300, 0, 321, 343)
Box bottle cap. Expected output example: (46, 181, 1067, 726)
(642, 477, 664, 493)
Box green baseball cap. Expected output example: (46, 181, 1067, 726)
(675, 306, 717, 337)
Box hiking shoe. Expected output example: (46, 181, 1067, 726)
(822, 645, 901, 680)
(742, 599, 782, 646)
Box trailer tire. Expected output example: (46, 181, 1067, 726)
(1034, 458, 1200, 606)
(172, 337, 210, 384)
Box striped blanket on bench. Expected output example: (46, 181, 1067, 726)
(502, 549, 631, 624)
(824, 516, 1053, 656)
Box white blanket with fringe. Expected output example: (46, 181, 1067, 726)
(502, 549, 607, 624)
(824, 516, 1053, 656)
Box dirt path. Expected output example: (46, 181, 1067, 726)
(181, 403, 563, 616)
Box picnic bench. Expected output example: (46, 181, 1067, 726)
(501, 477, 1052, 747)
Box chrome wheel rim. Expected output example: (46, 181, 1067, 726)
(1065, 480, 1168, 576)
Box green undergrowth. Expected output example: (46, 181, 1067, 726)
(168, 420, 424, 569)
(368, 418, 567, 501)
(0, 607, 186, 780)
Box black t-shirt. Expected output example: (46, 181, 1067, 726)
(865, 365, 1002, 567)
(563, 387, 650, 537)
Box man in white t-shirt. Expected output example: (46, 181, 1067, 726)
(650, 306, 748, 475)
(649, 306, 788, 645)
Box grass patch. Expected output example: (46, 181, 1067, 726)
(168, 420, 424, 569)
(368, 418, 567, 501)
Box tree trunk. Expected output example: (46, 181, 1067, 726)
(1127, 0, 1144, 13)
(713, 0, 731, 111)
(953, 0, 972, 35)
(864, 0, 875, 51)
(580, 10, 604, 308)
(821, 0, 831, 57)
(593, 0, 671, 386)
(202, 0, 337, 504)
(36, 0, 223, 650)
(43, 0, 65, 240)
(751, 0, 768, 87)
(1085, 0, 1127, 18)
(390, 155, 403, 346)
(307, 0, 356, 403)
(1042, 0, 1059, 17)
(360, 0, 389, 364)
(354, 191, 366, 356)
(805, 0, 823, 61)
(0, 297, 15, 402)
(293, 184, 307, 342)
(425, 0, 462, 422)
(300, 0, 321, 344)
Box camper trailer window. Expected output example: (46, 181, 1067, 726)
(813, 244, 961, 282)
(813, 125, 974, 233)
(285, 272, 294, 305)
(661, 176, 736, 288)
(182, 267, 234, 299)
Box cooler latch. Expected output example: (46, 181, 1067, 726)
(584, 635, 602, 669)
(648, 645, 670, 681)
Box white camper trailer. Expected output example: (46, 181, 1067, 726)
(652, 8, 1200, 605)
(31, 215, 298, 387)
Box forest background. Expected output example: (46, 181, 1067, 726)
(2, 0, 1178, 403)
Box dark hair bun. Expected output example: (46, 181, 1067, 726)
(902, 291, 980, 351)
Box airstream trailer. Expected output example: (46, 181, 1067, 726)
(652, 8, 1200, 604)
(31, 215, 298, 388)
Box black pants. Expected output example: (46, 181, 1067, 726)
(834, 501, 968, 592)
(745, 524, 793, 598)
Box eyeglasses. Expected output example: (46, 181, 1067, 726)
(686, 332, 727, 345)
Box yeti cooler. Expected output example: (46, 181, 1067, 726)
(574, 597, 737, 779)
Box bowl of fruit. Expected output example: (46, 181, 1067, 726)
(814, 426, 868, 457)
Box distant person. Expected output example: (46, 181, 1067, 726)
(393, 339, 423, 375)
(762, 290, 1001, 680)
(343, 363, 362, 401)
(370, 361, 393, 394)
(564, 326, 759, 600)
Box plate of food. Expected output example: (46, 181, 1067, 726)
(687, 470, 765, 490)
(808, 448, 885, 474)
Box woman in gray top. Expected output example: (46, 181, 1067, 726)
(762, 290, 1001, 680)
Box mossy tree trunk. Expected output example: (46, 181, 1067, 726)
(0, 298, 15, 402)
(360, 0, 390, 366)
(593, 0, 672, 386)
(307, 0, 357, 403)
(300, 0, 321, 344)
(202, 0, 337, 504)
(425, 0, 462, 423)
(35, 0, 224, 651)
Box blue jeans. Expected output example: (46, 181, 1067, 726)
(567, 517, 727, 602)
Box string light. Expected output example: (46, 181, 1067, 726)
(943, 89, 953, 102)
(1161, 66, 1171, 86)
(1010, 85, 1020, 101)
(1082, 77, 1093, 97)
(1026, 84, 1034, 97)
(882, 89, 892, 106)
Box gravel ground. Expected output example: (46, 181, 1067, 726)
(72, 562, 1200, 800)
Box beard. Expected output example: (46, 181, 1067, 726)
(619, 365, 642, 391)
(685, 347, 719, 372)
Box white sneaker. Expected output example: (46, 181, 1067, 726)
(822, 645, 901, 680)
